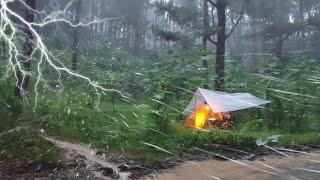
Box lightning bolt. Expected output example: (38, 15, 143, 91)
(0, 0, 128, 109)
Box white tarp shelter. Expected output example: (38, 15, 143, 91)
(183, 88, 271, 115)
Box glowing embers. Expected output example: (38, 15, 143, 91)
(184, 102, 231, 129)
(194, 111, 206, 129)
(194, 103, 212, 129)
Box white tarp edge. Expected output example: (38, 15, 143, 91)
(182, 88, 271, 115)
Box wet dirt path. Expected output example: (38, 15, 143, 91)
(44, 136, 130, 180)
(156, 151, 320, 180)
(44, 136, 320, 180)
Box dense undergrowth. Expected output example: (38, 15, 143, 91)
(1, 43, 320, 167)
(0, 127, 63, 173)
(1, 92, 319, 166)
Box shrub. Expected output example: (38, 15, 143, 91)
(0, 127, 63, 171)
(241, 119, 264, 132)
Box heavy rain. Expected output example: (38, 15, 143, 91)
(0, 0, 320, 179)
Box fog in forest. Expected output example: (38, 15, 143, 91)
(0, 0, 320, 179)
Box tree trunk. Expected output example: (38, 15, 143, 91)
(143, 0, 148, 49)
(202, 0, 209, 49)
(153, 15, 158, 48)
(235, 14, 242, 53)
(298, 0, 305, 48)
(71, 0, 81, 71)
(125, 22, 131, 48)
(133, 21, 144, 54)
(132, 0, 147, 54)
(15, 0, 36, 98)
(107, 21, 112, 37)
(274, 37, 284, 60)
(214, 0, 227, 91)
(203, 59, 209, 89)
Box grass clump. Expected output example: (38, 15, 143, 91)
(278, 132, 320, 147)
(0, 127, 63, 173)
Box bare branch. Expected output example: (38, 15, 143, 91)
(207, 0, 217, 8)
(208, 37, 217, 45)
(226, 0, 245, 38)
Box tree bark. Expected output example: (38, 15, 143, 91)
(71, 0, 81, 71)
(133, 21, 144, 54)
(15, 0, 36, 98)
(214, 0, 227, 91)
(107, 21, 113, 37)
(274, 37, 284, 60)
(202, 0, 209, 49)
(298, 0, 305, 48)
(132, 0, 147, 54)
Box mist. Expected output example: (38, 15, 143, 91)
(0, 0, 320, 179)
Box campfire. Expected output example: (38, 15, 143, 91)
(183, 88, 270, 129)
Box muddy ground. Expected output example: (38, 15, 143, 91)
(1, 136, 319, 180)
(156, 152, 320, 180)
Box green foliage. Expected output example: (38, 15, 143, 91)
(202, 25, 217, 38)
(155, 1, 199, 26)
(0, 127, 63, 171)
(152, 26, 194, 47)
(241, 119, 264, 132)
(310, 32, 320, 58)
(149, 110, 170, 132)
(4, 24, 13, 37)
(140, 48, 209, 102)
(83, 38, 146, 98)
(278, 133, 320, 147)
(175, 128, 258, 150)
(153, 1, 206, 48)
(0, 81, 25, 131)
(1, 28, 319, 167)
(226, 57, 320, 133)
(42, 117, 64, 128)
